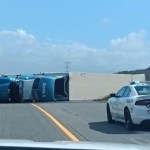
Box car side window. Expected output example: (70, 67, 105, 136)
(123, 87, 131, 97)
(117, 87, 127, 97)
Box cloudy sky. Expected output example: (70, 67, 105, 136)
(0, 0, 150, 74)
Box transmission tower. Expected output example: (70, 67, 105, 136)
(64, 61, 71, 72)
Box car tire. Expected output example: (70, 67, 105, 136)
(124, 108, 134, 131)
(107, 104, 114, 123)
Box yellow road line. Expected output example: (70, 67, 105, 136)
(32, 103, 79, 142)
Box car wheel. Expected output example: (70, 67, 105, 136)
(124, 108, 134, 131)
(107, 104, 114, 123)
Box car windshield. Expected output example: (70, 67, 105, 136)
(135, 86, 150, 95)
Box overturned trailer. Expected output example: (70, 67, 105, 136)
(32, 74, 69, 102)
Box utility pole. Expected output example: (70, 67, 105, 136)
(64, 61, 71, 72)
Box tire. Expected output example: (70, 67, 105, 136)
(107, 104, 114, 123)
(124, 108, 134, 131)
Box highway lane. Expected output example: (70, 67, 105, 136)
(0, 101, 150, 145)
(0, 103, 68, 142)
(37, 101, 150, 145)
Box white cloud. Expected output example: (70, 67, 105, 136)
(110, 29, 146, 52)
(17, 29, 27, 36)
(0, 29, 149, 74)
(99, 18, 113, 26)
(107, 29, 150, 71)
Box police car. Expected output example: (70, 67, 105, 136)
(107, 81, 150, 130)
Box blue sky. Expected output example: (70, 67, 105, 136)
(0, 0, 150, 74)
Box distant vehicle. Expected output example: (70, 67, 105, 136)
(32, 75, 69, 102)
(0, 77, 15, 102)
(107, 81, 150, 130)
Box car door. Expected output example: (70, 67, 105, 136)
(115, 87, 127, 119)
(110, 87, 126, 118)
(117, 87, 131, 120)
(109, 95, 118, 118)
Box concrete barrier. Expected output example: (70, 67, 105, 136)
(69, 73, 145, 100)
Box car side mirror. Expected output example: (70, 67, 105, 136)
(110, 93, 116, 97)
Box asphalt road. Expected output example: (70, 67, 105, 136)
(0, 101, 150, 145)
(0, 103, 68, 142)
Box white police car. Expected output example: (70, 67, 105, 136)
(107, 81, 150, 130)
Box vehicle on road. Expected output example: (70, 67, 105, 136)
(9, 79, 34, 103)
(8, 75, 35, 103)
(107, 81, 150, 130)
(32, 74, 69, 102)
